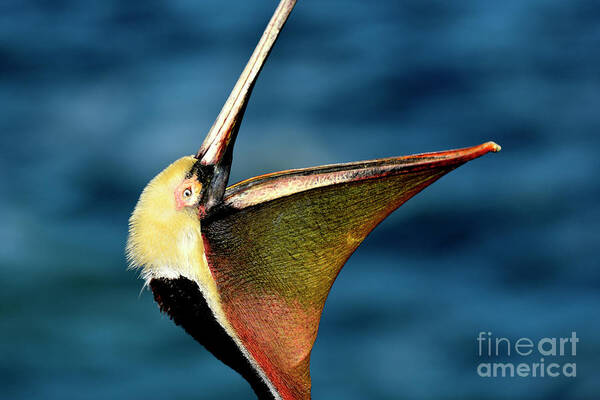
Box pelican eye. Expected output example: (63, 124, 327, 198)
(183, 188, 192, 198)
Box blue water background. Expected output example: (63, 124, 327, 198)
(1, 0, 599, 399)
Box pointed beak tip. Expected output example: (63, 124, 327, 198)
(486, 141, 502, 153)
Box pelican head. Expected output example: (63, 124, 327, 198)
(126, 156, 207, 284)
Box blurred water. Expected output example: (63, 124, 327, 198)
(1, 1, 599, 399)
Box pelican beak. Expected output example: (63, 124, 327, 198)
(196, 0, 297, 214)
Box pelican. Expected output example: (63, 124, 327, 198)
(126, 1, 500, 398)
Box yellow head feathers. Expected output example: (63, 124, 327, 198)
(126, 156, 206, 283)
